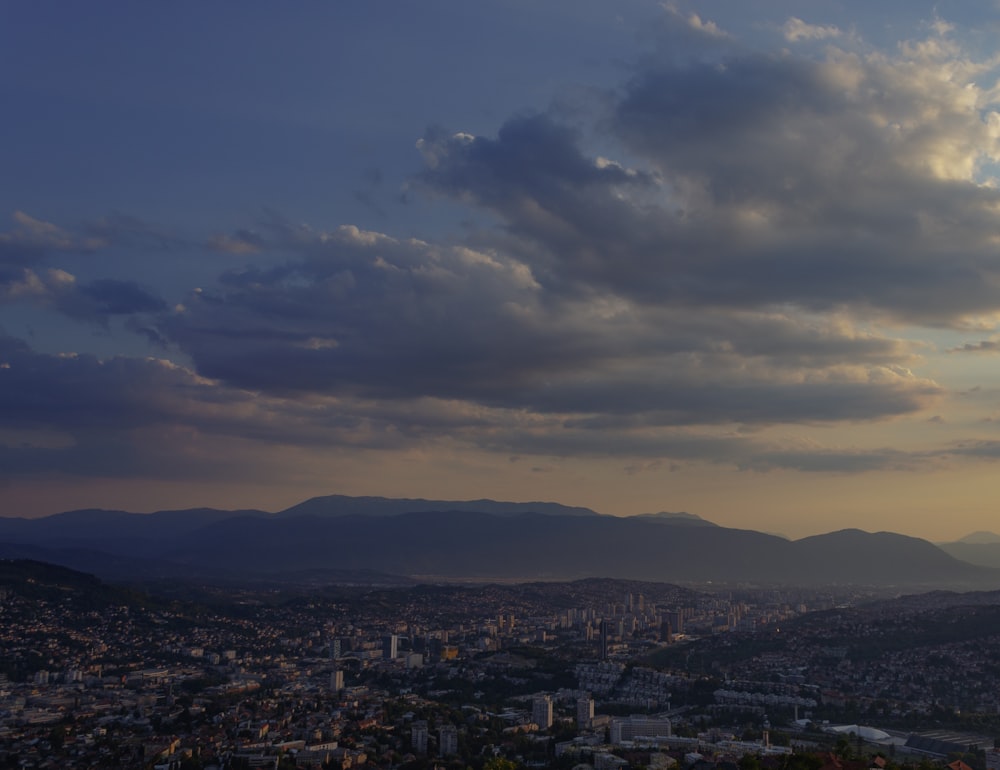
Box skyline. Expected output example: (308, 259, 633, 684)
(4, 2, 1000, 540)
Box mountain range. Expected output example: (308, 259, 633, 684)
(0, 494, 997, 589)
(937, 536, 1000, 569)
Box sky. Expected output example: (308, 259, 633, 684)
(4, 2, 1000, 540)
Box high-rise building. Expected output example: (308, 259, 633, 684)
(532, 694, 553, 730)
(438, 725, 458, 757)
(383, 634, 398, 660)
(577, 696, 595, 730)
(411, 720, 429, 754)
(328, 635, 344, 693)
(600, 619, 609, 660)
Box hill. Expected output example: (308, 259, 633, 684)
(0, 558, 146, 607)
(938, 541, 1000, 569)
(0, 496, 996, 588)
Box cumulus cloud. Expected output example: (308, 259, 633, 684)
(9, 12, 1000, 483)
(782, 18, 841, 42)
(0, 212, 173, 327)
(0, 334, 465, 481)
(155, 212, 940, 435)
(415, 28, 1000, 326)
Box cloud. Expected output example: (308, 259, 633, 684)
(208, 230, 264, 255)
(11, 13, 1000, 484)
(476, 421, 931, 474)
(782, 18, 841, 42)
(946, 439, 1000, 460)
(661, 4, 731, 41)
(0, 211, 104, 268)
(0, 212, 174, 327)
(0, 334, 457, 481)
(56, 278, 168, 323)
(416, 29, 1000, 326)
(80, 213, 181, 251)
(949, 339, 1000, 353)
(0, 330, 944, 482)
(155, 213, 939, 433)
(0, 267, 167, 326)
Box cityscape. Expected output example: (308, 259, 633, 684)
(3, 516, 1000, 769)
(8, 2, 1000, 769)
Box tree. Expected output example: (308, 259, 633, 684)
(484, 758, 520, 770)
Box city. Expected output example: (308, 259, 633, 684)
(3, 562, 999, 770)
(7, 3, 1000, 769)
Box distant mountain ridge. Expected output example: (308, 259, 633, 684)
(937, 531, 1000, 569)
(630, 511, 717, 526)
(955, 531, 1000, 544)
(0, 495, 996, 588)
(277, 494, 602, 519)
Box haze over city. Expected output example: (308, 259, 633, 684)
(5, 2, 1000, 541)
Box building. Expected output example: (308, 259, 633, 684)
(533, 694, 553, 730)
(382, 634, 398, 660)
(438, 725, 458, 757)
(610, 715, 672, 744)
(411, 720, 428, 754)
(577, 695, 595, 730)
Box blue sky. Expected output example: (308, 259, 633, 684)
(4, 2, 1000, 539)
